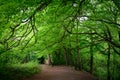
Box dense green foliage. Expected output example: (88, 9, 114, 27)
(0, 0, 120, 80)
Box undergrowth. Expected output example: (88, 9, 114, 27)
(0, 61, 40, 80)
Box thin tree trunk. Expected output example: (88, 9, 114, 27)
(63, 47, 68, 65)
(69, 23, 74, 66)
(105, 19, 112, 80)
(107, 44, 111, 80)
(77, 48, 81, 70)
(90, 48, 93, 74)
(118, 31, 120, 41)
(89, 32, 94, 74)
(69, 52, 74, 66)
(90, 37, 94, 74)
(48, 54, 52, 65)
(76, 21, 81, 70)
(112, 52, 116, 80)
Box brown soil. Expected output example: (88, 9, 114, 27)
(23, 64, 97, 80)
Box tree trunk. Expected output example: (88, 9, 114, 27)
(118, 30, 120, 41)
(63, 47, 68, 65)
(107, 44, 111, 80)
(112, 52, 116, 80)
(90, 44, 93, 74)
(77, 48, 81, 70)
(47, 54, 52, 65)
(90, 34, 94, 74)
(76, 21, 81, 70)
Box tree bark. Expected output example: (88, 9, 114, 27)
(47, 54, 52, 65)
(63, 47, 68, 66)
(107, 44, 111, 80)
(76, 21, 81, 70)
(118, 30, 120, 41)
(90, 34, 94, 74)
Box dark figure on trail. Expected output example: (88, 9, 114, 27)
(38, 56, 45, 64)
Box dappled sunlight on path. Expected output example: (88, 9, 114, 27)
(23, 64, 96, 80)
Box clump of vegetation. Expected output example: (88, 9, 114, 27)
(0, 50, 40, 80)
(0, 61, 40, 80)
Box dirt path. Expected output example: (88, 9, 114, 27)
(24, 65, 96, 80)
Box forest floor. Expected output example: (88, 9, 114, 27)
(23, 64, 96, 80)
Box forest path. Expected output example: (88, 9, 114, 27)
(24, 64, 96, 80)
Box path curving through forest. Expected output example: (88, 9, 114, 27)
(24, 64, 96, 80)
